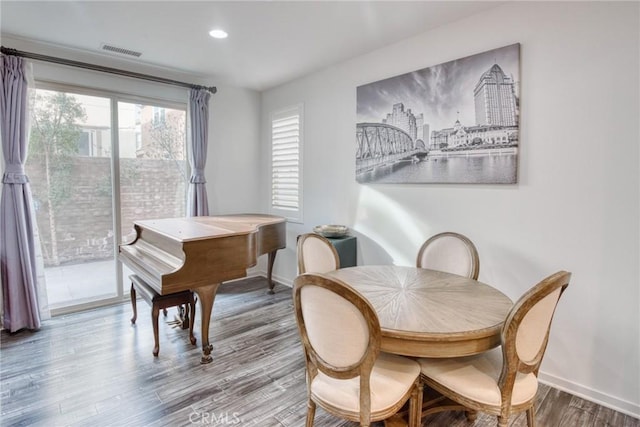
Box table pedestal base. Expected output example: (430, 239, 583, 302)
(384, 414, 408, 427)
(390, 384, 475, 426)
(420, 385, 476, 421)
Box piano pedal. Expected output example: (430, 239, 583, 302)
(165, 305, 189, 329)
(167, 318, 182, 329)
(179, 304, 189, 330)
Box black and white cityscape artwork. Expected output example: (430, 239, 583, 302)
(356, 43, 520, 184)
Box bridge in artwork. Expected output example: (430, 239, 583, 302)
(356, 122, 427, 175)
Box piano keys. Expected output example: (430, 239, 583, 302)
(118, 214, 286, 363)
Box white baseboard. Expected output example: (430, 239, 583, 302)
(238, 271, 292, 288)
(538, 371, 639, 419)
(271, 273, 293, 288)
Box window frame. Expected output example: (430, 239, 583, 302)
(270, 103, 304, 224)
(29, 80, 189, 315)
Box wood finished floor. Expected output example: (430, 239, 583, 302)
(1, 276, 638, 427)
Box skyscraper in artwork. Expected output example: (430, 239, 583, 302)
(474, 64, 518, 126)
(383, 103, 418, 141)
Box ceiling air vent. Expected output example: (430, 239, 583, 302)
(100, 44, 142, 58)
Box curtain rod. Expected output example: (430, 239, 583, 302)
(1, 46, 217, 94)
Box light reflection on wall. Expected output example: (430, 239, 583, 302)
(351, 186, 430, 266)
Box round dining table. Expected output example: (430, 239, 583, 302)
(325, 265, 513, 358)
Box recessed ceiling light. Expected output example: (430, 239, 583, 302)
(209, 29, 228, 39)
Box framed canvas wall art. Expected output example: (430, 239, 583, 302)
(356, 43, 520, 184)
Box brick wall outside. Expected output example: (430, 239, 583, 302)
(29, 156, 187, 266)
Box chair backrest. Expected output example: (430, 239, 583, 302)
(297, 233, 340, 274)
(293, 273, 380, 421)
(416, 232, 480, 280)
(499, 271, 571, 396)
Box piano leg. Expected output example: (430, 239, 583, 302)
(267, 250, 278, 294)
(194, 283, 221, 364)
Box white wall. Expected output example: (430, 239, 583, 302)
(206, 86, 262, 215)
(1, 35, 192, 103)
(261, 1, 639, 417)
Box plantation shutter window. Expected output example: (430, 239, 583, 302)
(271, 104, 303, 222)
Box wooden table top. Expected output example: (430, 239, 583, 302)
(326, 265, 513, 358)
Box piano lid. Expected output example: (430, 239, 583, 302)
(133, 214, 285, 243)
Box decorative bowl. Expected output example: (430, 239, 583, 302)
(313, 224, 349, 238)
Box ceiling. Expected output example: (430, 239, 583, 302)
(0, 1, 503, 91)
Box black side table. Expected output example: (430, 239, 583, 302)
(326, 235, 357, 268)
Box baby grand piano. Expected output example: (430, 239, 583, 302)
(118, 214, 286, 363)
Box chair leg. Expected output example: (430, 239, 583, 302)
(498, 415, 508, 427)
(130, 284, 137, 324)
(305, 399, 316, 427)
(408, 380, 423, 427)
(152, 305, 160, 357)
(465, 409, 478, 422)
(526, 405, 536, 427)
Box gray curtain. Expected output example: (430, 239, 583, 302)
(0, 55, 41, 332)
(187, 88, 211, 217)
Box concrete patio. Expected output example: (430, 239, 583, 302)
(44, 259, 130, 310)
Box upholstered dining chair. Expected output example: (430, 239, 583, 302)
(416, 231, 480, 280)
(293, 273, 423, 427)
(418, 271, 571, 427)
(297, 233, 340, 274)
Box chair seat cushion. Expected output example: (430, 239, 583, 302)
(418, 347, 538, 407)
(310, 352, 420, 417)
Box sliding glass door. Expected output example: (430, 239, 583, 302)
(117, 101, 187, 295)
(26, 85, 187, 312)
(28, 88, 115, 309)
